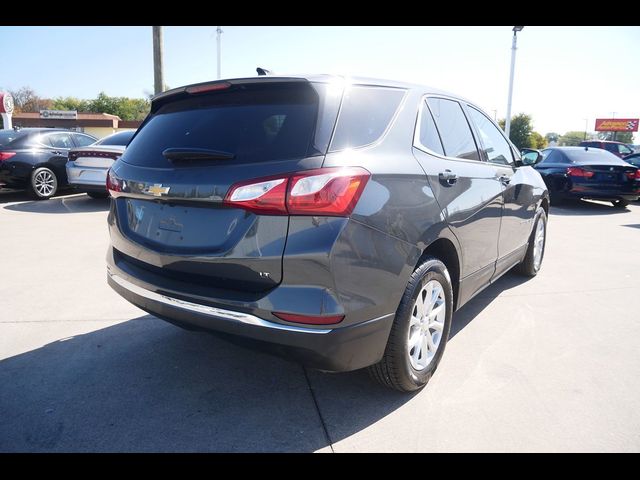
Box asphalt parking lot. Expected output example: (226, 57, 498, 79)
(0, 188, 639, 452)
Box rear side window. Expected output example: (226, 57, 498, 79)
(329, 86, 405, 152)
(417, 101, 445, 155)
(123, 82, 323, 168)
(427, 98, 479, 161)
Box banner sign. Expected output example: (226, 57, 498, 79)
(40, 110, 78, 120)
(594, 118, 638, 132)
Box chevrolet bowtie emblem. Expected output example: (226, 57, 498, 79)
(146, 184, 170, 197)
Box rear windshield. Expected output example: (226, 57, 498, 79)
(122, 82, 326, 168)
(96, 130, 135, 146)
(564, 148, 620, 163)
(0, 130, 22, 147)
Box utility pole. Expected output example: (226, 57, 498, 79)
(611, 112, 617, 141)
(505, 26, 524, 139)
(216, 26, 223, 79)
(152, 26, 165, 95)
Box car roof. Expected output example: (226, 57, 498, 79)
(153, 73, 474, 105)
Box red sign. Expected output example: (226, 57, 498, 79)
(594, 118, 639, 132)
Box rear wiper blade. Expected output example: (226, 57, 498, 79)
(162, 148, 235, 161)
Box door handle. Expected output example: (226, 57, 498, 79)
(438, 170, 458, 185)
(498, 175, 511, 185)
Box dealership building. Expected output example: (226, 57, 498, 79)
(10, 110, 142, 139)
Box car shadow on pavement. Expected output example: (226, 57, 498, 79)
(2, 192, 109, 214)
(549, 199, 633, 216)
(0, 316, 416, 452)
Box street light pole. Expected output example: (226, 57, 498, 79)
(152, 26, 165, 95)
(216, 26, 223, 79)
(504, 26, 524, 139)
(584, 118, 588, 140)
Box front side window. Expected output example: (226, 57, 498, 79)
(618, 144, 633, 155)
(426, 97, 479, 161)
(467, 106, 514, 166)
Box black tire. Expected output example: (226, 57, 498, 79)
(368, 257, 454, 392)
(611, 199, 629, 208)
(28, 167, 58, 200)
(515, 207, 547, 277)
(86, 191, 109, 199)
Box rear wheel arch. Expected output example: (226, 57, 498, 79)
(416, 237, 461, 311)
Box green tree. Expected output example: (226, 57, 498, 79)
(498, 113, 534, 150)
(544, 132, 559, 143)
(559, 131, 586, 146)
(87, 92, 150, 121)
(530, 131, 547, 149)
(51, 96, 90, 112)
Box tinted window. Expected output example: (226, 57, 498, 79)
(417, 101, 444, 155)
(95, 130, 135, 146)
(0, 130, 22, 146)
(618, 144, 633, 155)
(564, 148, 620, 163)
(72, 133, 96, 147)
(539, 149, 567, 164)
(123, 83, 321, 168)
(329, 86, 405, 151)
(427, 98, 479, 161)
(467, 106, 513, 165)
(44, 133, 74, 149)
(604, 143, 617, 152)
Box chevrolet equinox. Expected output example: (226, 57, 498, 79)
(106, 75, 549, 392)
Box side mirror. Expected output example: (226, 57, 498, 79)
(520, 148, 542, 166)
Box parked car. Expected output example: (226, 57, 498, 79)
(529, 146, 639, 207)
(622, 152, 640, 168)
(0, 128, 97, 199)
(578, 140, 635, 159)
(66, 130, 135, 199)
(106, 75, 549, 392)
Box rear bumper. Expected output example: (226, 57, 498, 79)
(66, 162, 108, 190)
(107, 267, 395, 372)
(567, 185, 640, 202)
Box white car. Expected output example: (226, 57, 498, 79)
(66, 130, 135, 198)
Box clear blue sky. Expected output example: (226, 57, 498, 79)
(1, 26, 639, 139)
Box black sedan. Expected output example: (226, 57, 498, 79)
(0, 128, 97, 199)
(527, 146, 640, 208)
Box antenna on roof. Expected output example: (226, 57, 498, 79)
(256, 67, 273, 76)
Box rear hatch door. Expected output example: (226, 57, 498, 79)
(110, 79, 340, 292)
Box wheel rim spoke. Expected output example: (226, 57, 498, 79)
(407, 279, 447, 371)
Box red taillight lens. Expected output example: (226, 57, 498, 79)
(224, 175, 288, 215)
(288, 167, 370, 216)
(0, 151, 16, 162)
(224, 167, 371, 217)
(626, 169, 640, 180)
(106, 168, 122, 195)
(186, 82, 231, 94)
(567, 167, 594, 178)
(272, 312, 344, 325)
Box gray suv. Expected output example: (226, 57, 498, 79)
(106, 75, 549, 392)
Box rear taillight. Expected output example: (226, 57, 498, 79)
(272, 312, 344, 325)
(106, 168, 122, 195)
(567, 167, 594, 178)
(626, 169, 640, 180)
(0, 152, 16, 162)
(186, 82, 231, 94)
(224, 167, 371, 217)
